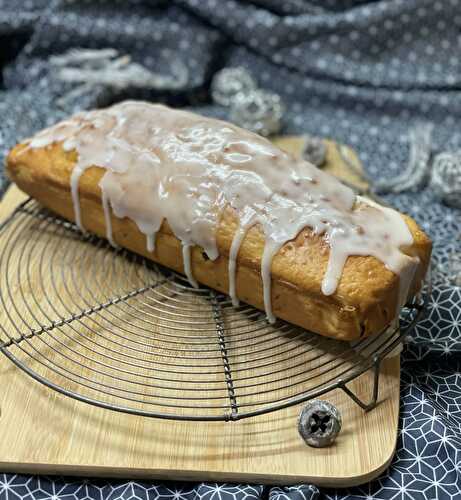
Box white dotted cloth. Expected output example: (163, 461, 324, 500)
(0, 1, 460, 498)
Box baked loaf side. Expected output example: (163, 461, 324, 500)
(7, 140, 431, 341)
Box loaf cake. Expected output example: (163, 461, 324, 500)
(6, 101, 431, 341)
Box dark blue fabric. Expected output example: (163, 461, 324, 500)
(0, 1, 460, 498)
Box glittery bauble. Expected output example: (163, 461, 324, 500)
(430, 151, 461, 208)
(301, 135, 327, 167)
(229, 89, 284, 137)
(298, 400, 342, 448)
(210, 67, 256, 107)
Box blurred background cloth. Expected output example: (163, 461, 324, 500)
(0, 0, 460, 498)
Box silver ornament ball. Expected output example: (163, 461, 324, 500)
(430, 151, 461, 209)
(211, 67, 256, 107)
(301, 135, 327, 167)
(230, 89, 284, 137)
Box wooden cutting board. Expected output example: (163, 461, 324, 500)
(0, 138, 399, 487)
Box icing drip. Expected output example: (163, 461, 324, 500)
(25, 101, 418, 322)
(146, 233, 156, 253)
(228, 210, 257, 307)
(101, 187, 115, 247)
(182, 244, 198, 288)
(70, 165, 86, 231)
(396, 256, 418, 314)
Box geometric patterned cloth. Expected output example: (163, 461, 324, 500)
(0, 1, 460, 498)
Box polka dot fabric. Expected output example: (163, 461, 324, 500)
(0, 1, 460, 498)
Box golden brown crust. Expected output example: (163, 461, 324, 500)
(6, 141, 432, 340)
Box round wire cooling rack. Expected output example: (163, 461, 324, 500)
(0, 198, 429, 421)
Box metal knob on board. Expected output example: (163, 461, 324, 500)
(298, 400, 342, 448)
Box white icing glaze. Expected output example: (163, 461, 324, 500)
(101, 188, 115, 247)
(146, 233, 156, 253)
(25, 101, 419, 321)
(182, 244, 198, 288)
(228, 224, 250, 306)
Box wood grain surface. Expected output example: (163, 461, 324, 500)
(0, 137, 400, 487)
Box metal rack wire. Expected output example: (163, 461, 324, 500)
(0, 198, 427, 421)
